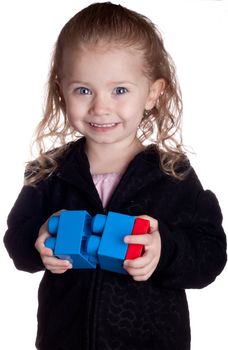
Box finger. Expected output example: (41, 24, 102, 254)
(124, 233, 153, 245)
(43, 255, 72, 268)
(137, 215, 158, 232)
(132, 272, 153, 282)
(125, 262, 157, 281)
(124, 251, 158, 274)
(41, 247, 54, 257)
(45, 263, 72, 274)
(45, 261, 72, 273)
(124, 260, 155, 276)
(35, 235, 53, 256)
(124, 251, 152, 269)
(50, 268, 70, 274)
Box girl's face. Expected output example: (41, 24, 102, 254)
(60, 44, 163, 148)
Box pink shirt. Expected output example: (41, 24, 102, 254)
(92, 173, 122, 208)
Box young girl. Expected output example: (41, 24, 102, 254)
(4, 2, 227, 350)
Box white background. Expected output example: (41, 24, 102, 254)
(0, 1, 227, 349)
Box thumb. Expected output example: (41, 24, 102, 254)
(137, 215, 159, 233)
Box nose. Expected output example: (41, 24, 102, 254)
(89, 93, 110, 116)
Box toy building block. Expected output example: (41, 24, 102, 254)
(88, 212, 136, 274)
(45, 210, 96, 268)
(125, 218, 150, 259)
(45, 210, 150, 274)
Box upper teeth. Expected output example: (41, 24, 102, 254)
(90, 123, 117, 128)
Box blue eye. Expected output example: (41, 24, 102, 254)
(114, 87, 128, 95)
(76, 87, 92, 95)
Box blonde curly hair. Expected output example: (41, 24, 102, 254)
(25, 2, 188, 185)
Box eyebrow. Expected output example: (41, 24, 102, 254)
(67, 80, 90, 86)
(67, 80, 137, 87)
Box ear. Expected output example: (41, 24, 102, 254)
(55, 79, 66, 112)
(145, 78, 166, 110)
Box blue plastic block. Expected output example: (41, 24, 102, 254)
(45, 237, 56, 251)
(45, 216, 60, 250)
(45, 210, 140, 274)
(95, 212, 136, 274)
(45, 210, 96, 269)
(48, 215, 60, 235)
(86, 235, 101, 265)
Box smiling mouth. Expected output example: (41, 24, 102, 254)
(89, 122, 119, 128)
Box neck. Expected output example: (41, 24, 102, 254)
(85, 137, 145, 174)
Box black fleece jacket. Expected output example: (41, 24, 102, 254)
(4, 138, 227, 350)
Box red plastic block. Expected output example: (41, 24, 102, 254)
(125, 218, 150, 260)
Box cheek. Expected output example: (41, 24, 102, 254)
(120, 102, 144, 123)
(65, 99, 83, 119)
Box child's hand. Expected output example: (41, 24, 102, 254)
(123, 215, 161, 281)
(35, 213, 72, 274)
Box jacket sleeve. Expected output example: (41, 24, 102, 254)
(155, 187, 227, 289)
(3, 182, 49, 273)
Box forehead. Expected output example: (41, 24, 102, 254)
(61, 44, 145, 81)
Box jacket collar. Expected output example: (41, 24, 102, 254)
(56, 137, 166, 209)
(56, 138, 102, 208)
